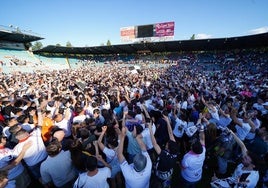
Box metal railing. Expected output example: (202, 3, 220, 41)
(0, 25, 42, 38)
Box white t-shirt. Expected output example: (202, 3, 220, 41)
(73, 167, 111, 188)
(144, 99, 154, 112)
(139, 88, 144, 96)
(235, 119, 251, 141)
(173, 118, 187, 138)
(100, 102, 111, 110)
(13, 128, 47, 167)
(135, 114, 143, 123)
(245, 118, 261, 140)
(141, 124, 156, 150)
(46, 105, 56, 117)
(209, 107, 220, 120)
(54, 118, 72, 137)
(232, 163, 259, 188)
(181, 146, 206, 182)
(0, 148, 24, 179)
(72, 114, 89, 124)
(85, 105, 95, 117)
(181, 101, 188, 110)
(120, 151, 152, 188)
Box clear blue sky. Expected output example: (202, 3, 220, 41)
(1, 0, 267, 47)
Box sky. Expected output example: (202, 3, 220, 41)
(1, 0, 268, 47)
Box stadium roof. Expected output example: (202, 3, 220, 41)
(0, 27, 44, 43)
(34, 32, 268, 55)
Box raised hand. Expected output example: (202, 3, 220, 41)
(93, 140, 98, 147)
(120, 127, 126, 137)
(163, 115, 169, 122)
(102, 126, 107, 132)
(96, 154, 103, 161)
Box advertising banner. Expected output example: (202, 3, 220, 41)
(154, 22, 175, 37)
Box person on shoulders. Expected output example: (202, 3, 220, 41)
(148, 115, 179, 187)
(180, 114, 206, 188)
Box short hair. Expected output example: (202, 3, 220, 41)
(75, 106, 83, 114)
(46, 139, 62, 156)
(92, 102, 98, 108)
(133, 153, 147, 172)
(168, 140, 179, 154)
(6, 117, 16, 124)
(17, 115, 28, 124)
(12, 108, 23, 114)
(8, 124, 21, 134)
(79, 128, 90, 139)
(50, 127, 64, 137)
(191, 140, 203, 154)
(0, 134, 7, 144)
(135, 107, 142, 114)
(27, 106, 36, 112)
(135, 124, 144, 135)
(85, 155, 97, 171)
(107, 136, 118, 148)
(127, 110, 136, 118)
(14, 100, 23, 107)
(93, 109, 100, 115)
(85, 118, 95, 124)
(0, 170, 8, 182)
(15, 129, 28, 139)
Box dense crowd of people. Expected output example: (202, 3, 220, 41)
(0, 49, 268, 188)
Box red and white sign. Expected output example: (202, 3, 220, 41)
(154, 21, 175, 37)
(120, 26, 136, 42)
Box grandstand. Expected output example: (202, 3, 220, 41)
(0, 25, 44, 73)
(1, 24, 268, 74)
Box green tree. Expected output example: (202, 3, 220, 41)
(56, 43, 61, 47)
(106, 40, 111, 46)
(32, 41, 43, 51)
(190, 34, 195, 40)
(24, 42, 32, 50)
(66, 41, 72, 47)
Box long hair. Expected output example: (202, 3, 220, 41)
(206, 123, 217, 142)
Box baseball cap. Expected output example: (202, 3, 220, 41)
(133, 153, 147, 172)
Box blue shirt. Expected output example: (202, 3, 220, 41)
(40, 150, 77, 187)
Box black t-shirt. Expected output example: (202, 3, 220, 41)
(155, 118, 169, 147)
(156, 150, 177, 172)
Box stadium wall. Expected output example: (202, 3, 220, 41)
(0, 41, 25, 50)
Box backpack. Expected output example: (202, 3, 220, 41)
(208, 131, 237, 160)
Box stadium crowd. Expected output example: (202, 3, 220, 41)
(0, 50, 268, 188)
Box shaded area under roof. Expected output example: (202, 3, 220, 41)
(0, 30, 44, 43)
(34, 32, 268, 55)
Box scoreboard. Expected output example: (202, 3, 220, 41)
(137, 24, 154, 38)
(120, 21, 175, 42)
